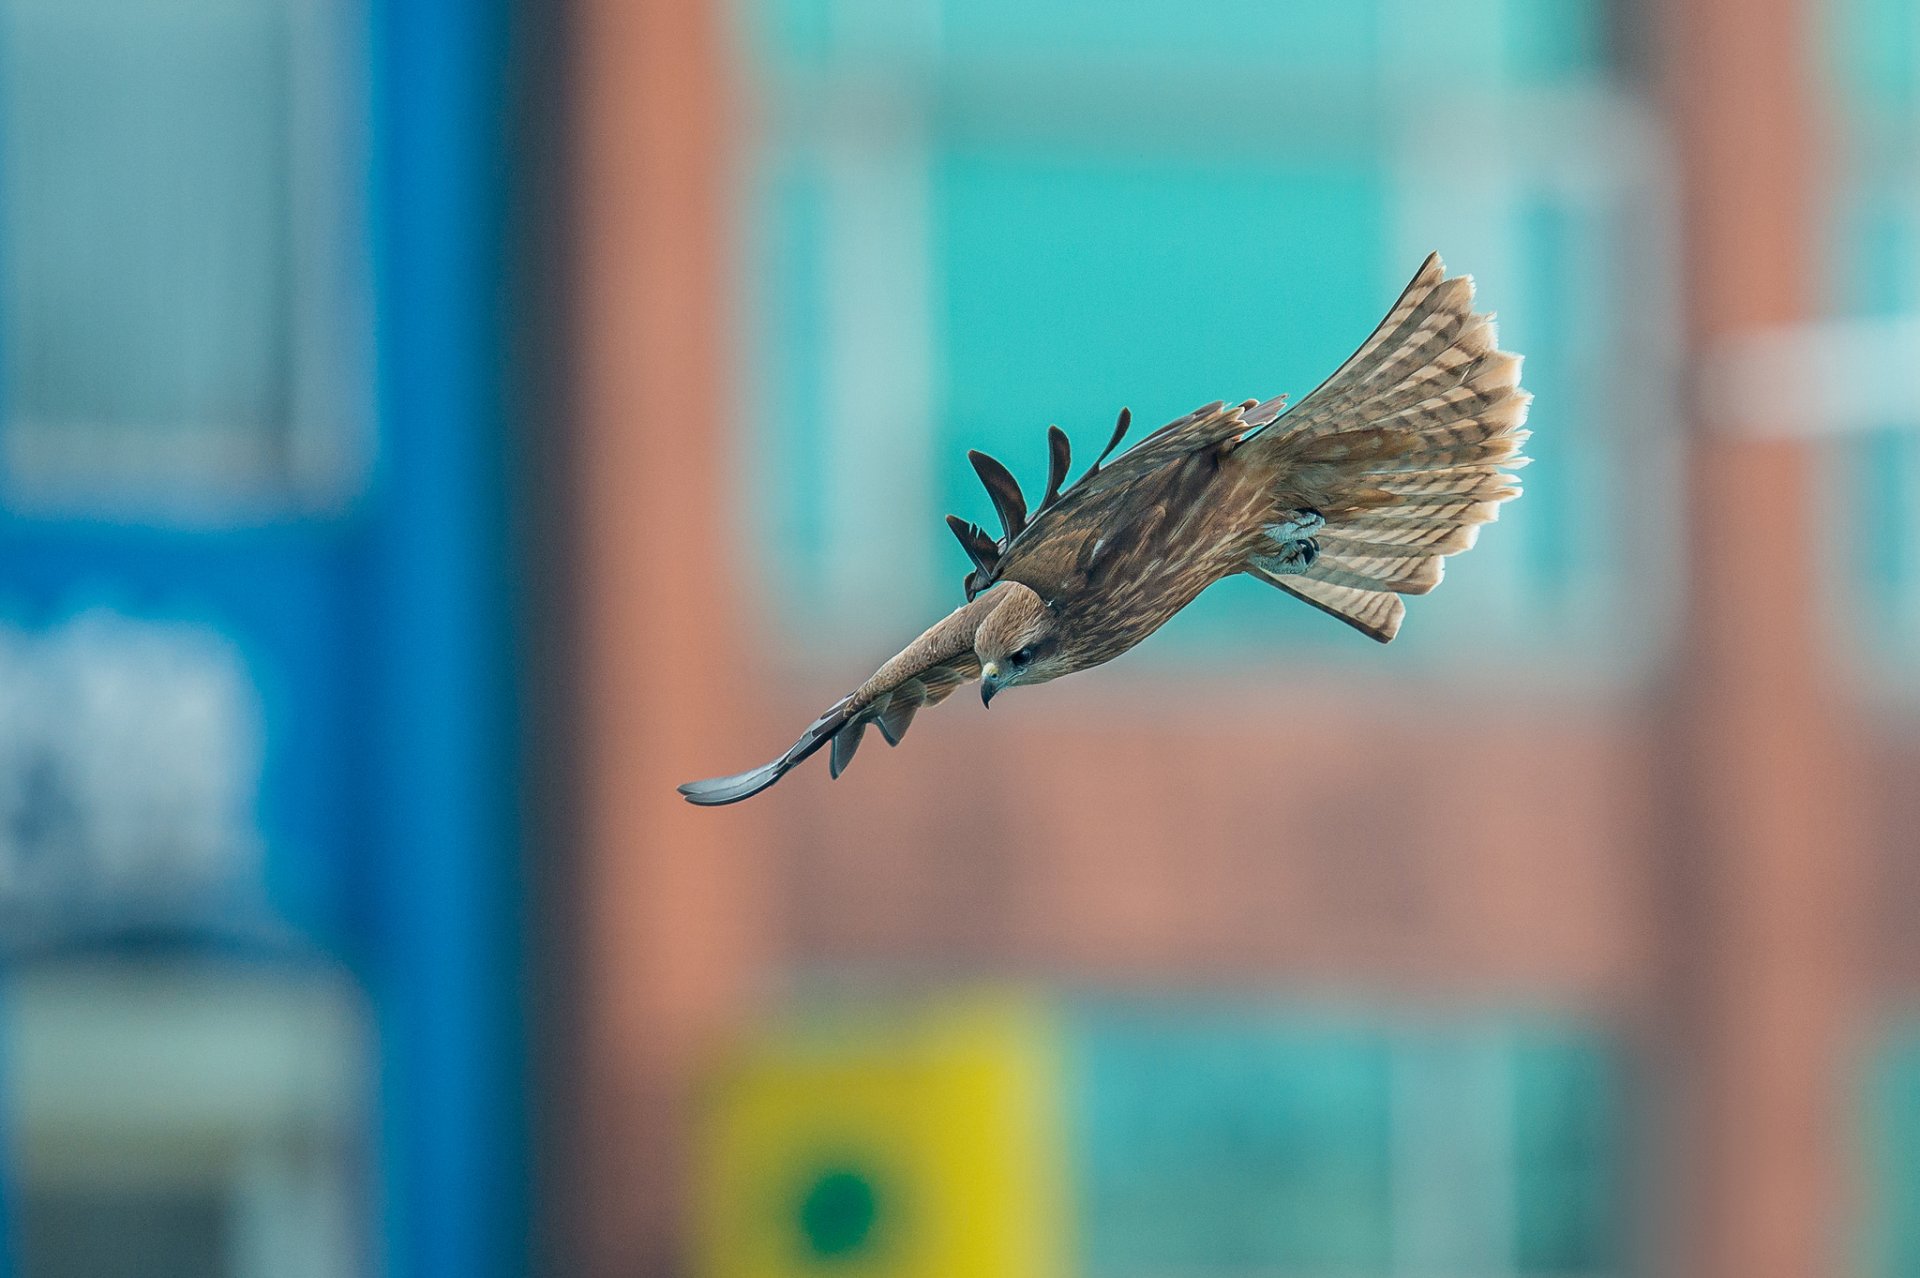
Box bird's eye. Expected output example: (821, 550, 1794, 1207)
(1010, 646, 1035, 667)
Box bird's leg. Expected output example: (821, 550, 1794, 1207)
(1257, 510, 1324, 575)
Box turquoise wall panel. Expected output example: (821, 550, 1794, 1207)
(1867, 1031, 1920, 1277)
(1511, 1030, 1622, 1274)
(1068, 1011, 1394, 1274)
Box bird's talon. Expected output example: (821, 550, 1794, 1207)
(1265, 510, 1326, 542)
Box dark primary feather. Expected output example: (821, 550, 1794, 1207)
(1092, 406, 1132, 473)
(829, 718, 867, 778)
(946, 514, 999, 577)
(968, 450, 1029, 540)
(1042, 425, 1072, 508)
(949, 515, 1002, 600)
(874, 687, 920, 744)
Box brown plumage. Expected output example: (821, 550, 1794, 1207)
(680, 254, 1530, 805)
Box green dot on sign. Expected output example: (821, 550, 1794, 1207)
(798, 1167, 879, 1259)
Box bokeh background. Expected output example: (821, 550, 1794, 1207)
(0, 0, 1916, 1275)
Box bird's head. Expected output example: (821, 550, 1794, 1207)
(974, 582, 1065, 706)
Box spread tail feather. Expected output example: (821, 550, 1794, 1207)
(1245, 253, 1529, 640)
(1250, 570, 1406, 643)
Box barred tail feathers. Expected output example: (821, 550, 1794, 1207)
(1244, 254, 1530, 642)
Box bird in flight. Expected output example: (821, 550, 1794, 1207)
(681, 254, 1530, 805)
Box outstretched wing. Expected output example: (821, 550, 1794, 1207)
(677, 592, 997, 806)
(958, 397, 1288, 600)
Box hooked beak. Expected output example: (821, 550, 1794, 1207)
(980, 661, 1001, 707)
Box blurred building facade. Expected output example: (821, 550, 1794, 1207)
(561, 0, 1920, 1277)
(0, 0, 525, 1275)
(0, 0, 1917, 1277)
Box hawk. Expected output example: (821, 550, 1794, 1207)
(681, 254, 1530, 805)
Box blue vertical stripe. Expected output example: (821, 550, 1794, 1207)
(366, 0, 524, 1275)
(0, 983, 11, 1278)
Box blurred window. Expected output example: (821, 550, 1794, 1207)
(1827, 0, 1920, 667)
(18, 1188, 226, 1278)
(0, 611, 265, 944)
(1865, 1029, 1920, 1278)
(700, 999, 1622, 1278)
(0, 0, 372, 519)
(743, 0, 1676, 673)
(1069, 1011, 1619, 1277)
(3, 959, 370, 1278)
(1832, 195, 1920, 662)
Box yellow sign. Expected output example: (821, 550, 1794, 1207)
(695, 994, 1066, 1278)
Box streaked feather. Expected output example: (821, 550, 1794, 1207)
(1318, 524, 1480, 556)
(1251, 570, 1405, 643)
(1241, 253, 1528, 619)
(1313, 551, 1444, 595)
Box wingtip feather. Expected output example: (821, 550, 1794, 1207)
(678, 763, 785, 806)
